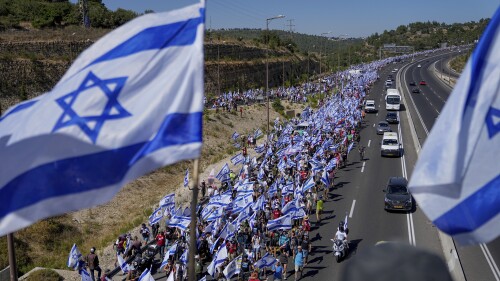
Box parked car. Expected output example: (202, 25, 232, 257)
(419, 80, 427, 85)
(376, 121, 392, 135)
(409, 81, 416, 86)
(384, 177, 412, 211)
(417, 64, 421, 68)
(385, 112, 399, 124)
(412, 88, 420, 94)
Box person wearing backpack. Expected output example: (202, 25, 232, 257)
(85, 247, 102, 281)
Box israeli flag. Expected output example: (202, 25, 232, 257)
(252, 195, 265, 212)
(321, 169, 330, 188)
(282, 182, 294, 196)
(347, 142, 354, 153)
(160, 193, 175, 208)
(254, 252, 277, 269)
(302, 176, 315, 193)
(282, 200, 298, 215)
(254, 129, 263, 139)
(231, 153, 245, 165)
(180, 248, 189, 264)
(254, 144, 266, 154)
(233, 142, 241, 149)
(0, 2, 205, 236)
(290, 208, 306, 220)
(148, 206, 163, 225)
(266, 215, 292, 231)
(199, 276, 207, 281)
(216, 163, 230, 182)
(409, 7, 500, 245)
(67, 243, 82, 270)
(167, 215, 191, 231)
(232, 131, 240, 141)
(184, 169, 189, 188)
(80, 268, 93, 281)
(138, 268, 155, 281)
(117, 253, 130, 274)
(208, 244, 228, 276)
(223, 255, 242, 279)
(160, 242, 178, 268)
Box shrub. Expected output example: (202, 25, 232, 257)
(26, 269, 63, 281)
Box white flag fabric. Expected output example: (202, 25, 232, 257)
(159, 193, 175, 208)
(216, 163, 230, 182)
(184, 169, 189, 187)
(223, 255, 242, 279)
(199, 276, 207, 281)
(148, 206, 163, 225)
(167, 215, 191, 231)
(67, 243, 82, 270)
(254, 252, 277, 269)
(409, 7, 500, 245)
(160, 242, 178, 269)
(266, 215, 292, 231)
(117, 253, 130, 274)
(231, 153, 245, 165)
(0, 1, 205, 236)
(138, 268, 155, 281)
(167, 270, 175, 281)
(80, 268, 93, 281)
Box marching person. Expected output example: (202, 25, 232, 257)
(85, 247, 102, 281)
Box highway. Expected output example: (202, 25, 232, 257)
(144, 53, 500, 281)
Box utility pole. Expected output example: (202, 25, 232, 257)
(286, 19, 295, 40)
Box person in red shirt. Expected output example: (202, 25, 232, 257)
(156, 231, 166, 258)
(273, 208, 282, 219)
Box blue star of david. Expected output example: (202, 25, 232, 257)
(485, 106, 500, 139)
(53, 71, 131, 143)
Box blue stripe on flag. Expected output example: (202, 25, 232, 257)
(433, 174, 500, 235)
(0, 100, 38, 122)
(87, 16, 203, 68)
(0, 112, 201, 218)
(131, 112, 202, 164)
(464, 8, 500, 115)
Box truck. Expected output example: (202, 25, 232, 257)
(380, 132, 401, 157)
(385, 89, 401, 111)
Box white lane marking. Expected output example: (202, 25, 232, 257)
(368, 139, 371, 147)
(373, 123, 375, 127)
(480, 243, 500, 281)
(360, 161, 365, 173)
(396, 89, 416, 247)
(376, 113, 378, 116)
(349, 200, 356, 218)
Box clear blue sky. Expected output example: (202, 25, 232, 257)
(87, 0, 499, 37)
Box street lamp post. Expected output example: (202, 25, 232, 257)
(266, 14, 285, 136)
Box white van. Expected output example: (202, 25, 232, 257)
(381, 132, 401, 157)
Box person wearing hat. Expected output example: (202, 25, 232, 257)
(85, 247, 102, 281)
(294, 246, 304, 281)
(302, 216, 311, 233)
(271, 260, 284, 281)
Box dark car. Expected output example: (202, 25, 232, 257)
(385, 112, 399, 124)
(384, 177, 412, 211)
(409, 81, 416, 86)
(419, 80, 427, 85)
(376, 121, 392, 135)
(412, 88, 420, 94)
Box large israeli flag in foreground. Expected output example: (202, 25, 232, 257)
(0, 1, 205, 236)
(409, 7, 500, 245)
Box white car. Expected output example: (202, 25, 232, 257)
(417, 64, 421, 68)
(364, 100, 377, 113)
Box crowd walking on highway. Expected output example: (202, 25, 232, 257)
(69, 53, 419, 281)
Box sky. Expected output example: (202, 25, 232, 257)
(82, 0, 499, 37)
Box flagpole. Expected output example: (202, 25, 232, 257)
(188, 159, 200, 281)
(7, 233, 18, 281)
